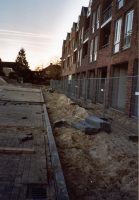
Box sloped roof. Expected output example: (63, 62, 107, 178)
(43, 64, 61, 71)
(0, 62, 16, 68)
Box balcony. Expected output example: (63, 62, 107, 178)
(63, 54, 66, 59)
(76, 61, 80, 68)
(68, 49, 71, 55)
(74, 42, 78, 50)
(101, 4, 112, 28)
(122, 31, 132, 50)
(102, 43, 109, 49)
(69, 65, 72, 71)
(84, 28, 89, 43)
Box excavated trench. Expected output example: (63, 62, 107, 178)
(43, 87, 138, 200)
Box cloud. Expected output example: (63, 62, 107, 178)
(0, 38, 54, 45)
(0, 38, 52, 50)
(0, 29, 62, 39)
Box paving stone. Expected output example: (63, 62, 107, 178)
(71, 121, 100, 135)
(0, 86, 55, 200)
(85, 116, 111, 132)
(0, 104, 44, 127)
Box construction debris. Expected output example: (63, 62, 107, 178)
(126, 134, 138, 142)
(71, 121, 101, 135)
(0, 147, 35, 154)
(53, 119, 68, 128)
(46, 88, 54, 93)
(22, 117, 27, 119)
(85, 116, 111, 133)
(71, 116, 111, 134)
(19, 133, 33, 142)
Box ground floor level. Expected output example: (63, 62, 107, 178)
(61, 59, 138, 117)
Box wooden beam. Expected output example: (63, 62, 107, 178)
(0, 147, 35, 154)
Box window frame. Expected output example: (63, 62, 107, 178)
(94, 36, 98, 61)
(113, 17, 122, 53)
(96, 5, 100, 30)
(89, 40, 93, 62)
(92, 11, 95, 33)
(122, 9, 134, 49)
(117, 0, 123, 11)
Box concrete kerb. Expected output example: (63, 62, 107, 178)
(41, 88, 69, 200)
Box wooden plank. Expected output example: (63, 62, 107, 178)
(0, 147, 35, 154)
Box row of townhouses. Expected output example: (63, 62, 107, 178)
(61, 0, 138, 117)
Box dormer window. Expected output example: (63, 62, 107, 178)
(87, 0, 93, 17)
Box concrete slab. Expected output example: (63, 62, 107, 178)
(0, 85, 41, 93)
(85, 116, 111, 132)
(71, 121, 100, 135)
(0, 90, 42, 102)
(80, 121, 101, 132)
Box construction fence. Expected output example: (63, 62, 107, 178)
(50, 76, 138, 134)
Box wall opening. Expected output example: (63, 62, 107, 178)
(87, 70, 95, 101)
(97, 67, 107, 104)
(131, 59, 138, 117)
(110, 62, 128, 111)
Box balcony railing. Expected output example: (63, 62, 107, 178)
(122, 31, 132, 50)
(84, 28, 89, 42)
(74, 42, 78, 49)
(102, 4, 112, 24)
(102, 43, 109, 49)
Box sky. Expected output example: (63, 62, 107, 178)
(0, 0, 89, 70)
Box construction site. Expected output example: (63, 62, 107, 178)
(0, 77, 138, 200)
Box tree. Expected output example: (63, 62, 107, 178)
(14, 48, 30, 77)
(47, 56, 61, 66)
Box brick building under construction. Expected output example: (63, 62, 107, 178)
(61, 0, 138, 117)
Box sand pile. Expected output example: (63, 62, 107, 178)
(44, 89, 138, 200)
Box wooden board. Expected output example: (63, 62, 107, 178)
(0, 147, 35, 154)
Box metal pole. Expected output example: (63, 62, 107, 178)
(75, 79, 77, 103)
(66, 80, 68, 97)
(103, 78, 106, 118)
(85, 78, 88, 108)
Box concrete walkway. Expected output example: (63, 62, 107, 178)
(0, 85, 56, 200)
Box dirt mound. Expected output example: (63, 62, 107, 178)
(54, 127, 138, 200)
(44, 90, 138, 200)
(0, 77, 7, 85)
(59, 94, 69, 105)
(67, 107, 89, 122)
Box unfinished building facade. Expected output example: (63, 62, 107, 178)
(61, 0, 138, 117)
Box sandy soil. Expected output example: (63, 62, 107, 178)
(43, 87, 138, 200)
